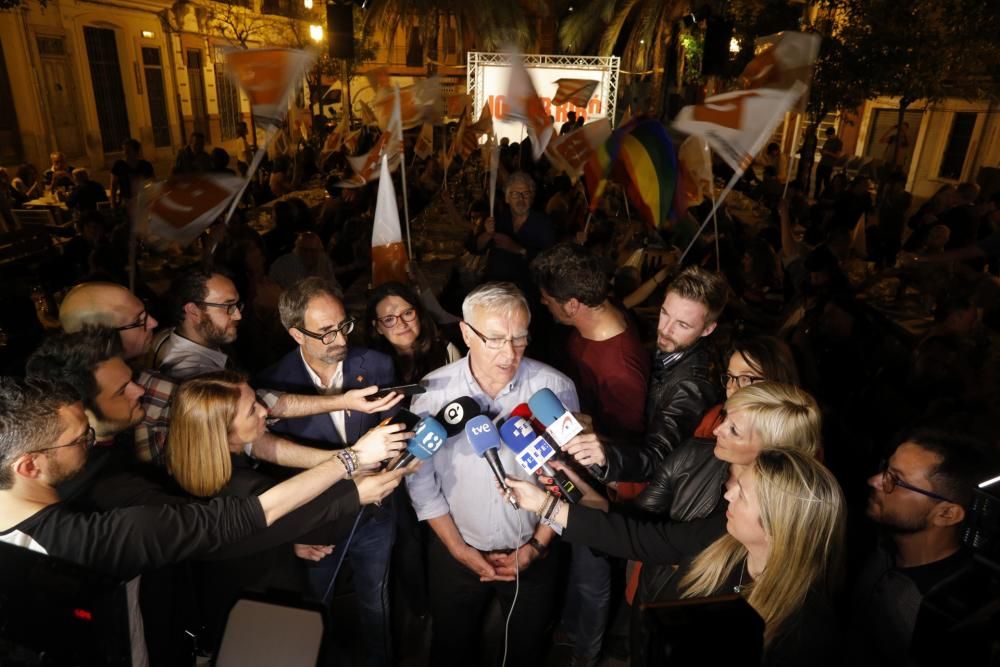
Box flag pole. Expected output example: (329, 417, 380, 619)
(395, 85, 413, 259)
(781, 115, 802, 202)
(710, 185, 721, 272)
(678, 170, 742, 265)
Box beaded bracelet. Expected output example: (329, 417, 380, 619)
(338, 450, 356, 478)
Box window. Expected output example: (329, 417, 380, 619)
(260, 0, 301, 18)
(0, 41, 22, 162)
(36, 36, 66, 56)
(214, 48, 242, 141)
(142, 48, 171, 147)
(938, 112, 977, 180)
(84, 27, 131, 153)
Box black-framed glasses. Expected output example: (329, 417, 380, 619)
(197, 300, 244, 316)
(879, 460, 955, 504)
(296, 318, 356, 345)
(463, 321, 530, 350)
(116, 310, 149, 332)
(376, 308, 417, 329)
(722, 373, 766, 390)
(34, 426, 95, 454)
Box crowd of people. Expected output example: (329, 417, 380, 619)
(0, 111, 998, 667)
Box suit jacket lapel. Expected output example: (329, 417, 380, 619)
(343, 349, 371, 445)
(291, 351, 342, 445)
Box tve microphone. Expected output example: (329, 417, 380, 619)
(435, 396, 482, 438)
(387, 416, 448, 471)
(466, 415, 519, 509)
(499, 417, 583, 504)
(528, 388, 604, 478)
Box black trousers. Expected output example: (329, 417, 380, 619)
(427, 534, 557, 666)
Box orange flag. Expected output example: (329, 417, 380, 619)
(224, 48, 315, 128)
(546, 118, 611, 183)
(505, 53, 554, 160)
(470, 102, 493, 135)
(373, 77, 443, 131)
(359, 100, 378, 127)
(139, 174, 245, 246)
(551, 78, 599, 107)
(415, 122, 435, 160)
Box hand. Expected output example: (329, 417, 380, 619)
(353, 421, 412, 465)
(339, 385, 404, 414)
(353, 462, 419, 505)
(504, 476, 551, 515)
(484, 216, 496, 234)
(486, 544, 540, 578)
(546, 460, 608, 512)
(561, 432, 607, 468)
(293, 544, 334, 561)
(450, 543, 513, 582)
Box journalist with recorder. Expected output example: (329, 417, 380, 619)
(406, 282, 579, 666)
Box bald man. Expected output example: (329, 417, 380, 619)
(60, 282, 158, 360)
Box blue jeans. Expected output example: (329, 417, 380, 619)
(561, 542, 612, 659)
(308, 506, 396, 667)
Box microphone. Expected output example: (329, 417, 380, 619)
(435, 396, 482, 437)
(510, 403, 547, 435)
(465, 415, 519, 509)
(387, 415, 448, 471)
(499, 417, 583, 504)
(528, 388, 603, 478)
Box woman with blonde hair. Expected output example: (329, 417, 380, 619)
(508, 448, 845, 665)
(167, 370, 415, 653)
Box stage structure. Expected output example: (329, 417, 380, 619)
(467, 52, 620, 145)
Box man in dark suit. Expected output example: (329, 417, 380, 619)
(257, 277, 398, 667)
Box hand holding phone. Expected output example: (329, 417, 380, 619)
(367, 383, 427, 401)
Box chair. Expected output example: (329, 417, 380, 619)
(11, 208, 58, 228)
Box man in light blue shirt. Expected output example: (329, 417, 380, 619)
(407, 282, 578, 665)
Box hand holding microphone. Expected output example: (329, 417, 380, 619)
(502, 476, 551, 514)
(528, 389, 606, 477)
(466, 415, 519, 509)
(499, 414, 583, 504)
(560, 432, 608, 468)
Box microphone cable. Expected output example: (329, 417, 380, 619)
(500, 509, 522, 667)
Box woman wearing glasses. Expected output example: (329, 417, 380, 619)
(166, 370, 415, 654)
(366, 282, 461, 389)
(509, 448, 846, 666)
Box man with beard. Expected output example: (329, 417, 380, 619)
(155, 267, 243, 379)
(847, 430, 991, 666)
(561, 265, 726, 492)
(256, 277, 397, 667)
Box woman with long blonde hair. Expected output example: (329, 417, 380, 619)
(508, 448, 845, 665)
(166, 370, 415, 654)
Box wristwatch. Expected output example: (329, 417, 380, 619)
(526, 537, 549, 558)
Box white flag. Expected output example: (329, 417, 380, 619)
(371, 154, 409, 286)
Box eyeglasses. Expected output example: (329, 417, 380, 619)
(879, 460, 955, 504)
(722, 373, 766, 389)
(34, 426, 95, 454)
(197, 300, 244, 316)
(464, 321, 530, 350)
(376, 308, 417, 330)
(508, 191, 532, 201)
(296, 318, 356, 345)
(116, 310, 149, 332)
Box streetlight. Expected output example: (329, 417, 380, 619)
(303, 0, 313, 8)
(310, 23, 324, 43)
(729, 37, 741, 54)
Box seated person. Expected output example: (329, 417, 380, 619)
(43, 151, 74, 187)
(65, 168, 109, 212)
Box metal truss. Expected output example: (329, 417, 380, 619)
(467, 52, 621, 127)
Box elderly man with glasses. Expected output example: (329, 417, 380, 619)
(406, 281, 579, 666)
(256, 276, 399, 667)
(846, 429, 994, 666)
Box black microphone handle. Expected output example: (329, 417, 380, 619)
(484, 449, 520, 509)
(387, 451, 415, 472)
(538, 429, 606, 482)
(545, 466, 583, 505)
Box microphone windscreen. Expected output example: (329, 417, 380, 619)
(499, 417, 538, 454)
(527, 388, 565, 427)
(510, 403, 532, 420)
(389, 408, 422, 431)
(435, 396, 482, 437)
(407, 416, 448, 461)
(465, 415, 502, 457)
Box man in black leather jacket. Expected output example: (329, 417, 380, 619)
(564, 266, 725, 487)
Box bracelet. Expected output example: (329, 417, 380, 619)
(526, 536, 549, 559)
(544, 496, 562, 522)
(537, 495, 556, 520)
(338, 450, 356, 478)
(347, 447, 360, 470)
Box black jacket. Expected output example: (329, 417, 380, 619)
(600, 341, 720, 483)
(634, 436, 728, 517)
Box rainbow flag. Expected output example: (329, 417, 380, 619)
(584, 117, 680, 228)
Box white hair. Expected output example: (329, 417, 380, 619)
(504, 171, 536, 195)
(462, 282, 530, 326)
